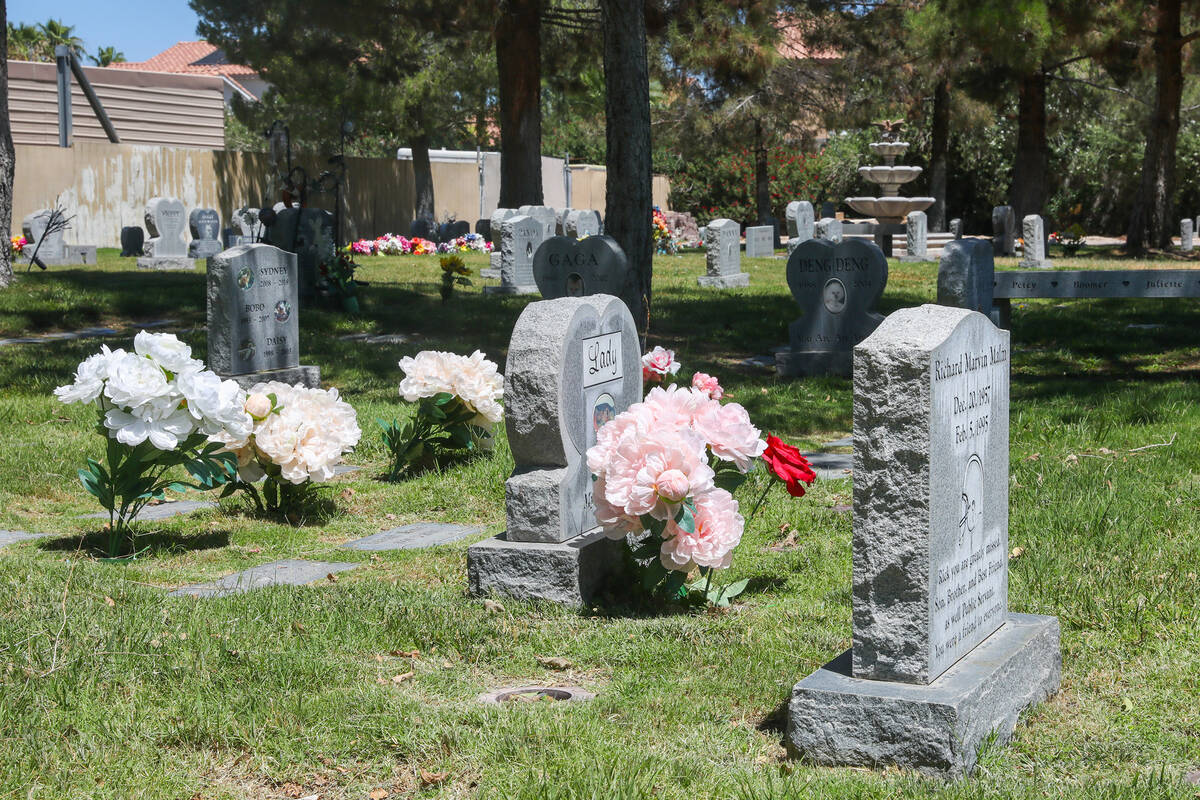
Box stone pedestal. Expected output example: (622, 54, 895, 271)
(787, 613, 1061, 778)
(222, 364, 321, 390)
(697, 273, 750, 289)
(137, 256, 196, 271)
(467, 529, 630, 608)
(775, 349, 852, 378)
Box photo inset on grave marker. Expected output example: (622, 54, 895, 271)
(567, 273, 584, 296)
(238, 267, 254, 289)
(274, 300, 292, 322)
(822, 278, 847, 313)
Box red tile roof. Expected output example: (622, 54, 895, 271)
(110, 42, 260, 97)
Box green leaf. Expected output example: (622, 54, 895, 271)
(674, 500, 697, 535)
(713, 470, 747, 493)
(631, 540, 661, 561)
(663, 569, 688, 598)
(641, 560, 667, 591)
(715, 578, 749, 605)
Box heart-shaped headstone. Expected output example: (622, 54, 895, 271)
(533, 235, 629, 300)
(145, 197, 188, 257)
(785, 238, 888, 353)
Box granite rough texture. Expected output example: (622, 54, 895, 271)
(518, 205, 558, 241)
(852, 305, 1010, 684)
(787, 613, 1061, 778)
(901, 210, 928, 262)
(814, 218, 844, 243)
(701, 218, 743, 284)
(949, 219, 963, 239)
(467, 529, 629, 607)
(937, 239, 995, 314)
(136, 256, 195, 271)
(228, 365, 321, 390)
(787, 201, 815, 254)
(697, 272, 751, 289)
(1018, 215, 1052, 269)
(489, 208, 518, 245)
(1183, 218, 1195, 252)
(169, 560, 358, 598)
(502, 296, 641, 543)
(485, 215, 541, 294)
(533, 235, 628, 299)
(343, 523, 482, 551)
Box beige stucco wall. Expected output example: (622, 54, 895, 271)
(15, 142, 670, 248)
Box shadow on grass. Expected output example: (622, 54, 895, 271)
(38, 527, 232, 558)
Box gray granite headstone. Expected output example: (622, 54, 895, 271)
(745, 225, 773, 258)
(698, 218, 749, 288)
(518, 205, 558, 241)
(169, 559, 358, 598)
(189, 208, 222, 258)
(343, 523, 482, 550)
(1018, 214, 1052, 269)
(776, 238, 887, 377)
(901, 210, 928, 262)
(120, 226, 144, 257)
(949, 218, 963, 239)
(206, 243, 317, 388)
(484, 215, 541, 295)
(490, 208, 518, 246)
(787, 305, 1060, 777)
(265, 207, 334, 300)
(937, 239, 995, 316)
(1182, 218, 1194, 252)
(138, 197, 194, 270)
(992, 206, 1016, 256)
(533, 235, 628, 299)
(468, 295, 641, 606)
(787, 201, 815, 256)
(814, 217, 843, 243)
(564, 209, 602, 239)
(475, 218, 491, 239)
(22, 210, 64, 261)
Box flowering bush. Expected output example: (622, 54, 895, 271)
(1049, 223, 1086, 255)
(10, 235, 26, 257)
(652, 207, 681, 255)
(381, 350, 503, 479)
(54, 332, 250, 557)
(217, 381, 361, 514)
(587, 383, 767, 604)
(641, 346, 680, 384)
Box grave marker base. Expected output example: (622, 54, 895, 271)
(137, 256, 197, 272)
(697, 273, 750, 289)
(218, 365, 321, 390)
(482, 284, 539, 295)
(775, 349, 852, 377)
(467, 528, 630, 608)
(787, 613, 1060, 778)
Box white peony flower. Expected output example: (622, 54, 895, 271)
(105, 405, 196, 450)
(54, 345, 120, 405)
(103, 351, 172, 408)
(398, 349, 504, 424)
(134, 330, 196, 373)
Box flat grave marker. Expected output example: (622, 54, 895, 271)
(343, 523, 483, 551)
(169, 559, 359, 598)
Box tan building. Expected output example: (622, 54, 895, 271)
(7, 59, 226, 149)
(110, 41, 269, 107)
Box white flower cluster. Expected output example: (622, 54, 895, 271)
(398, 350, 504, 425)
(220, 382, 362, 485)
(54, 332, 253, 450)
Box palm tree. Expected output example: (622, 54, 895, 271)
(37, 18, 82, 55)
(6, 22, 48, 61)
(89, 46, 125, 66)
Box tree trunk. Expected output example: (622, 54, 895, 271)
(1010, 71, 1047, 222)
(602, 0, 652, 339)
(754, 118, 770, 224)
(495, 0, 544, 208)
(0, 0, 14, 289)
(1126, 0, 1185, 252)
(927, 78, 950, 232)
(411, 130, 435, 222)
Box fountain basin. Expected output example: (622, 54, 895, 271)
(846, 196, 935, 225)
(869, 142, 910, 159)
(858, 166, 922, 195)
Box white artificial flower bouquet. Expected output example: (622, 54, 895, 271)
(381, 350, 503, 479)
(214, 381, 361, 515)
(54, 331, 252, 557)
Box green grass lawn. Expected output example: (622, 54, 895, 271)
(0, 247, 1197, 799)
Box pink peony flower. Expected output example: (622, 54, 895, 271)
(691, 372, 723, 400)
(693, 400, 767, 472)
(659, 488, 744, 571)
(599, 427, 714, 521)
(641, 346, 680, 382)
(655, 469, 691, 503)
(244, 393, 272, 419)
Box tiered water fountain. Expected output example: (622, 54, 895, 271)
(845, 122, 934, 256)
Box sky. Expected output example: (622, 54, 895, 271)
(9, 0, 204, 62)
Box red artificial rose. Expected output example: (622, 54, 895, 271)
(762, 434, 817, 497)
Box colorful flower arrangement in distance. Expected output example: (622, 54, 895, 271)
(350, 233, 492, 256)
